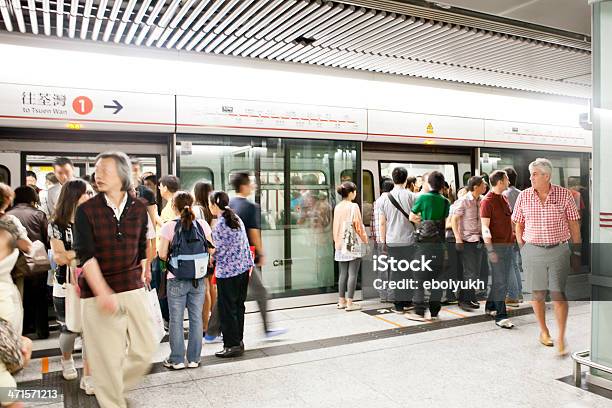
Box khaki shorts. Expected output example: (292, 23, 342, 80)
(520, 242, 570, 293)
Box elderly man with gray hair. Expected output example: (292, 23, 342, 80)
(73, 151, 156, 408)
(512, 158, 581, 357)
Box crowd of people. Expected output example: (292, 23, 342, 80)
(341, 159, 581, 354)
(0, 154, 583, 407)
(0, 153, 286, 408)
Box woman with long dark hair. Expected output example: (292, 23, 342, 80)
(332, 181, 368, 311)
(192, 182, 217, 337)
(49, 179, 95, 394)
(159, 191, 213, 370)
(209, 191, 253, 358)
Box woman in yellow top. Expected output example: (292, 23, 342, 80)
(332, 182, 368, 311)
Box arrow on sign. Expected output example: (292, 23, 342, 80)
(104, 100, 123, 114)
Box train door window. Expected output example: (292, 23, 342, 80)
(181, 167, 214, 194)
(0, 165, 10, 185)
(379, 162, 458, 199)
(25, 153, 160, 192)
(362, 170, 374, 226)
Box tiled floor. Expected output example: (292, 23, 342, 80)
(16, 301, 611, 408)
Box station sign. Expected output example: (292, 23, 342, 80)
(0, 83, 175, 133)
(176, 95, 368, 141)
(484, 120, 592, 151)
(367, 110, 485, 145)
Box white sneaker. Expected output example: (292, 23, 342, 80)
(80, 375, 95, 395)
(187, 361, 200, 368)
(163, 359, 185, 370)
(61, 358, 78, 380)
(495, 319, 515, 329)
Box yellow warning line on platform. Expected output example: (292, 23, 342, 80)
(374, 314, 404, 328)
(442, 308, 468, 318)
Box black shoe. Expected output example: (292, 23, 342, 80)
(458, 302, 474, 312)
(215, 346, 244, 358)
(469, 301, 480, 309)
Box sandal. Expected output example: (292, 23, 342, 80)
(539, 333, 554, 347)
(345, 303, 362, 311)
(337, 303, 347, 309)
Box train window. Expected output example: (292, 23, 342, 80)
(0, 165, 10, 185)
(181, 167, 214, 193)
(362, 170, 374, 227)
(340, 169, 356, 182)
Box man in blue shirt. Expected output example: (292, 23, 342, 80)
(229, 172, 287, 339)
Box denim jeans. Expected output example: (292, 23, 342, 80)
(485, 245, 511, 321)
(507, 244, 523, 299)
(458, 242, 483, 303)
(167, 278, 205, 364)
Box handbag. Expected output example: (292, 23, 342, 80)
(340, 204, 366, 258)
(24, 240, 51, 277)
(0, 317, 24, 374)
(146, 285, 166, 343)
(65, 266, 82, 333)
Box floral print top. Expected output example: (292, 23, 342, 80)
(212, 215, 254, 279)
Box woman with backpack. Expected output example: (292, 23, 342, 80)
(209, 191, 253, 358)
(49, 179, 95, 394)
(159, 191, 214, 370)
(332, 182, 368, 312)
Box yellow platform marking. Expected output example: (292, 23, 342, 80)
(374, 314, 404, 328)
(41, 357, 49, 374)
(441, 308, 468, 318)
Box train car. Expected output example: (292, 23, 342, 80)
(0, 36, 592, 310)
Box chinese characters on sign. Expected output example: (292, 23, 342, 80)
(21, 91, 68, 115)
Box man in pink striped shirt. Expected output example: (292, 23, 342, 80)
(512, 158, 581, 356)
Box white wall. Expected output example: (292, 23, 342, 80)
(0, 32, 588, 127)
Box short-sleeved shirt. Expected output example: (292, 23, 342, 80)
(229, 197, 261, 245)
(211, 215, 253, 279)
(511, 184, 580, 245)
(480, 192, 513, 244)
(379, 187, 416, 245)
(160, 201, 175, 225)
(411, 191, 450, 221)
(135, 184, 156, 206)
(502, 186, 521, 211)
(0, 214, 28, 241)
(450, 193, 482, 242)
(370, 194, 388, 243)
(160, 219, 212, 279)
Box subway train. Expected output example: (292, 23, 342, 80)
(0, 80, 592, 311)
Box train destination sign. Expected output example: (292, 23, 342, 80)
(0, 83, 174, 132)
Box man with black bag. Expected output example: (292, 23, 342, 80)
(379, 167, 417, 314)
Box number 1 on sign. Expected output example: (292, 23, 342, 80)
(72, 96, 93, 115)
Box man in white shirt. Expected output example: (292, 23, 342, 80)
(379, 167, 417, 314)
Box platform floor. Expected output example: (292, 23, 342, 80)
(16, 301, 611, 408)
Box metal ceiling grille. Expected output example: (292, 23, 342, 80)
(0, 0, 592, 98)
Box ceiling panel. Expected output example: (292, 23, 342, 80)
(0, 0, 592, 98)
(427, 0, 590, 35)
